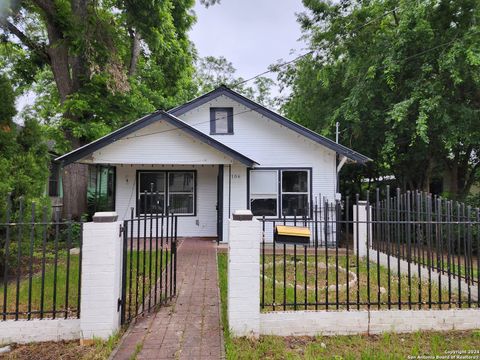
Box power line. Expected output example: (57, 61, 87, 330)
(231, 6, 400, 88)
(120, 37, 463, 142)
(232, 51, 314, 88)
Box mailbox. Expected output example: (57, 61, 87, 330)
(274, 225, 311, 245)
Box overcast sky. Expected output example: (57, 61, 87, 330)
(190, 0, 307, 95)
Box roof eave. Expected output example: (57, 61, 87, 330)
(55, 110, 258, 167)
(169, 86, 372, 164)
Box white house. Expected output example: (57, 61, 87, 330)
(56, 86, 370, 242)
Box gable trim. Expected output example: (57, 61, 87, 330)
(169, 86, 371, 164)
(55, 111, 258, 167)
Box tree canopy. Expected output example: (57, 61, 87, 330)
(280, 0, 480, 199)
(195, 55, 276, 108)
(0, 0, 198, 151)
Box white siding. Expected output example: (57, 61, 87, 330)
(221, 164, 248, 243)
(87, 96, 338, 242)
(116, 165, 219, 237)
(179, 95, 338, 203)
(91, 120, 236, 165)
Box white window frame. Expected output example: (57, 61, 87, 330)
(249, 168, 311, 218)
(280, 169, 310, 217)
(249, 170, 279, 217)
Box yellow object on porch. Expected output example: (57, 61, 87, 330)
(275, 225, 310, 237)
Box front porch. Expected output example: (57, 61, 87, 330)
(111, 163, 249, 243)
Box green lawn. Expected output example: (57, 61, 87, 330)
(0, 251, 80, 319)
(217, 253, 480, 360)
(261, 253, 477, 311)
(122, 250, 171, 319)
(0, 249, 170, 320)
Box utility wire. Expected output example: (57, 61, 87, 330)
(231, 6, 400, 88)
(119, 37, 463, 142)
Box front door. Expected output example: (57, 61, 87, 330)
(216, 165, 224, 243)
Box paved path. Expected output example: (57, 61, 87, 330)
(113, 239, 223, 360)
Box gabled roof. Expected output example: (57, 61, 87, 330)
(169, 85, 371, 164)
(55, 111, 258, 166)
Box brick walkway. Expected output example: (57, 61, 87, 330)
(112, 238, 223, 360)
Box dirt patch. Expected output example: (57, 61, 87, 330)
(2, 341, 95, 360)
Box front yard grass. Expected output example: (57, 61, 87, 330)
(0, 250, 169, 320)
(0, 253, 80, 319)
(217, 253, 480, 360)
(261, 253, 477, 311)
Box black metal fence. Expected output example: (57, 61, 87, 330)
(0, 196, 83, 320)
(120, 207, 178, 325)
(260, 190, 479, 312)
(372, 187, 479, 308)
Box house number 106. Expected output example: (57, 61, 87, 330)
(231, 174, 241, 179)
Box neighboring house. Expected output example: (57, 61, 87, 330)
(56, 86, 370, 242)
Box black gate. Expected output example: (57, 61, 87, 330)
(120, 208, 178, 325)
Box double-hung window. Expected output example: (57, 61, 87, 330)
(249, 169, 311, 217)
(137, 171, 195, 216)
(249, 170, 278, 216)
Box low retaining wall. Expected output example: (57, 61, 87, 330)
(228, 208, 480, 338)
(260, 308, 480, 336)
(0, 319, 80, 345)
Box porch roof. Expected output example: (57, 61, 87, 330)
(55, 111, 258, 167)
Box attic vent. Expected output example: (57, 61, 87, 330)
(210, 107, 233, 135)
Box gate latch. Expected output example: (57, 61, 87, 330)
(117, 298, 123, 312)
(119, 224, 124, 237)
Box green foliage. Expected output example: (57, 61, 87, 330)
(195, 55, 276, 108)
(1, 0, 199, 153)
(281, 0, 480, 198)
(0, 75, 50, 220)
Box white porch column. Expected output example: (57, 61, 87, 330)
(228, 210, 261, 337)
(80, 212, 123, 341)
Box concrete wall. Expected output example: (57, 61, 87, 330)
(0, 213, 123, 345)
(0, 319, 80, 345)
(260, 309, 480, 336)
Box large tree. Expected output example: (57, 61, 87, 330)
(0, 0, 199, 217)
(280, 0, 480, 199)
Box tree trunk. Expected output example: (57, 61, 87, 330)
(71, 0, 89, 91)
(62, 163, 89, 219)
(128, 30, 142, 76)
(45, 23, 73, 103)
(445, 161, 459, 199)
